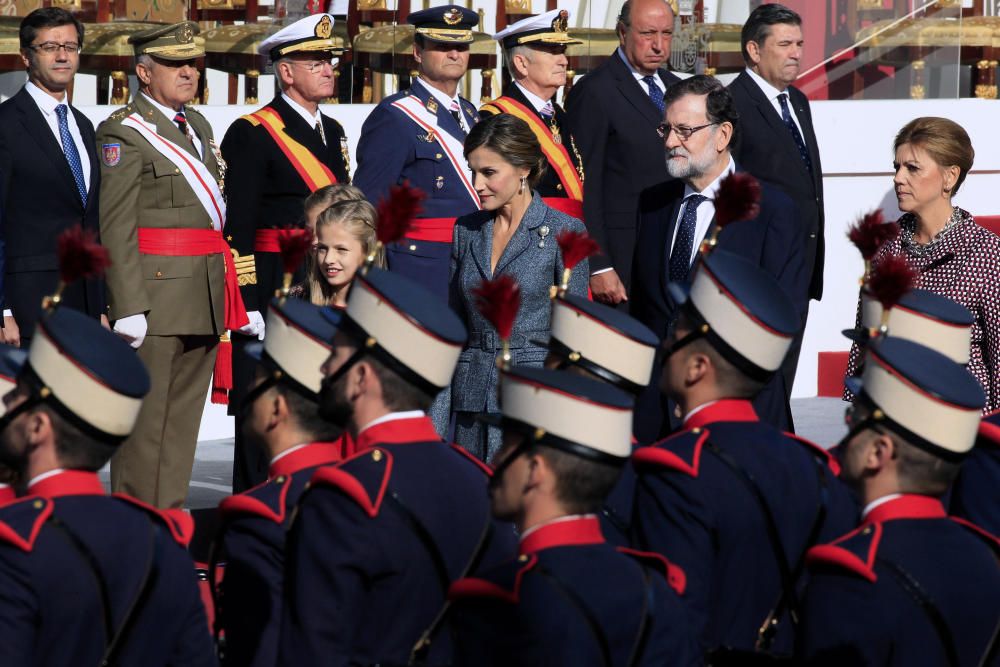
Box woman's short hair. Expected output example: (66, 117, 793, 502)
(894, 117, 975, 195)
(464, 113, 547, 187)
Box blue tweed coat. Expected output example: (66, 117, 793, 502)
(450, 193, 588, 417)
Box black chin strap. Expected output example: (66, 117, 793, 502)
(320, 347, 367, 393)
(0, 393, 43, 437)
(487, 440, 533, 491)
(662, 328, 704, 359)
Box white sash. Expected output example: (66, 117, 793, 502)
(121, 113, 227, 231)
(391, 96, 481, 210)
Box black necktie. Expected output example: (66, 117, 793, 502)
(315, 119, 326, 146)
(777, 93, 812, 173)
(668, 194, 707, 283)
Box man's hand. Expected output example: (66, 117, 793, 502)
(238, 311, 266, 341)
(1, 315, 20, 348)
(590, 270, 628, 305)
(113, 313, 148, 349)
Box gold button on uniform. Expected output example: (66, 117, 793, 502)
(155, 271, 163, 278)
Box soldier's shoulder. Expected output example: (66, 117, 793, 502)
(632, 427, 712, 478)
(112, 494, 195, 547)
(305, 447, 393, 517)
(219, 477, 294, 525)
(448, 553, 540, 604)
(0, 496, 53, 553)
(806, 523, 882, 582)
(104, 102, 136, 124)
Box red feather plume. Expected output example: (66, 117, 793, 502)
(713, 172, 761, 228)
(376, 181, 426, 246)
(473, 275, 521, 341)
(556, 229, 600, 272)
(276, 227, 314, 275)
(57, 225, 111, 284)
(868, 254, 916, 310)
(847, 210, 899, 260)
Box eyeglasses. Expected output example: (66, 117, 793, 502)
(656, 122, 717, 141)
(28, 42, 81, 55)
(290, 58, 337, 74)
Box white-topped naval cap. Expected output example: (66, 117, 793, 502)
(493, 9, 583, 48)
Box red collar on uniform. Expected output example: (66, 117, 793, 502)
(354, 416, 440, 452)
(519, 516, 605, 556)
(684, 399, 759, 430)
(269, 439, 346, 479)
(863, 494, 947, 526)
(28, 470, 105, 499)
(0, 485, 15, 506)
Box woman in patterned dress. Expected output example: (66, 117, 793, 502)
(845, 117, 1000, 412)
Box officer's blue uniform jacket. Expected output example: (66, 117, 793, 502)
(801, 494, 1000, 666)
(630, 399, 859, 654)
(279, 413, 515, 666)
(949, 415, 1000, 536)
(0, 470, 216, 666)
(214, 439, 346, 667)
(448, 515, 701, 666)
(353, 78, 481, 300)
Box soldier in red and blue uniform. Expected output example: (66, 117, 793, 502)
(353, 5, 482, 301)
(212, 297, 346, 666)
(631, 250, 857, 658)
(802, 337, 1000, 665)
(0, 306, 215, 666)
(949, 411, 1000, 536)
(279, 267, 515, 666)
(447, 366, 699, 666)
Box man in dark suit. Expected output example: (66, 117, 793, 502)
(565, 0, 679, 305)
(630, 75, 806, 442)
(729, 4, 823, 415)
(222, 13, 351, 491)
(0, 8, 105, 347)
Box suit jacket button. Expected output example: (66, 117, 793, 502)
(155, 271, 163, 278)
(556, 184, 563, 191)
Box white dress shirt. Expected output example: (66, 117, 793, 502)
(670, 156, 737, 268)
(141, 92, 203, 158)
(25, 81, 91, 189)
(744, 67, 806, 140)
(281, 91, 327, 144)
(616, 47, 666, 97)
(513, 81, 550, 113)
(418, 77, 467, 132)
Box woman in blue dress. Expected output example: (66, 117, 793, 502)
(449, 113, 588, 462)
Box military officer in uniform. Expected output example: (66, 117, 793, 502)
(0, 306, 215, 665)
(353, 5, 481, 302)
(630, 250, 857, 657)
(98, 22, 250, 508)
(222, 13, 351, 492)
(483, 9, 585, 220)
(447, 367, 699, 666)
(280, 267, 514, 665)
(212, 297, 345, 667)
(802, 338, 1000, 665)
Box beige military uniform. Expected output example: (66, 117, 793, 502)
(98, 93, 225, 508)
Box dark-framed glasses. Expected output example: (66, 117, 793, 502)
(28, 42, 81, 55)
(657, 122, 717, 141)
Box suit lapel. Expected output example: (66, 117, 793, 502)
(14, 90, 80, 201)
(71, 106, 99, 203)
(271, 95, 328, 159)
(409, 79, 466, 143)
(736, 72, 811, 181)
(790, 87, 822, 191)
(610, 51, 663, 125)
(495, 195, 545, 277)
(659, 195, 684, 302)
(187, 111, 218, 175)
(470, 216, 494, 280)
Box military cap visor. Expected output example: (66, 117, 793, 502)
(245, 299, 339, 397)
(129, 21, 205, 60)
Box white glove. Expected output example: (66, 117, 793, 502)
(238, 310, 266, 341)
(113, 313, 148, 349)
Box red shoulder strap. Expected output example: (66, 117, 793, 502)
(0, 497, 52, 553)
(617, 546, 687, 595)
(308, 448, 393, 518)
(112, 494, 195, 547)
(447, 554, 538, 604)
(218, 478, 292, 524)
(631, 428, 711, 478)
(783, 431, 841, 476)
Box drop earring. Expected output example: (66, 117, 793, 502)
(518, 176, 526, 195)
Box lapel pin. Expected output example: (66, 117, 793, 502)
(538, 225, 550, 248)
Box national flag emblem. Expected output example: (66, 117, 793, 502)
(102, 143, 121, 167)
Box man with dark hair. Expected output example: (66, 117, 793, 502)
(448, 367, 699, 666)
(212, 298, 345, 667)
(729, 3, 824, 414)
(631, 249, 855, 657)
(565, 0, 679, 306)
(222, 13, 351, 492)
(0, 8, 103, 347)
(353, 5, 481, 302)
(630, 74, 806, 440)
(280, 267, 514, 666)
(802, 338, 1000, 665)
(482, 9, 585, 219)
(0, 306, 215, 665)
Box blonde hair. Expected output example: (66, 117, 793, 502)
(307, 199, 384, 306)
(304, 184, 366, 217)
(894, 117, 975, 195)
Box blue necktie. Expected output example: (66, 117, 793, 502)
(642, 75, 665, 116)
(777, 93, 813, 174)
(668, 194, 707, 283)
(55, 104, 87, 206)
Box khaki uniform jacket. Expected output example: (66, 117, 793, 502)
(97, 94, 225, 336)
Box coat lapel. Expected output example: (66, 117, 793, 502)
(736, 72, 810, 181)
(790, 88, 822, 191)
(470, 216, 494, 280)
(70, 106, 100, 204)
(659, 195, 684, 303)
(495, 195, 545, 277)
(610, 50, 663, 125)
(14, 90, 80, 202)
(135, 94, 200, 161)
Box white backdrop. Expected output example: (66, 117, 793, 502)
(56, 97, 1000, 439)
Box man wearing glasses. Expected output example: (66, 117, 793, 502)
(221, 13, 351, 492)
(629, 74, 806, 442)
(0, 8, 105, 348)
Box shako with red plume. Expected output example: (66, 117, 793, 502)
(369, 182, 426, 269)
(868, 254, 917, 334)
(473, 274, 522, 368)
(276, 227, 314, 299)
(847, 210, 899, 280)
(702, 172, 761, 252)
(44, 225, 112, 310)
(554, 229, 600, 295)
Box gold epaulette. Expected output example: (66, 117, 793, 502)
(107, 104, 134, 122)
(231, 248, 257, 286)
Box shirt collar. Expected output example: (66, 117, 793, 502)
(519, 514, 603, 555)
(25, 80, 67, 116)
(28, 469, 105, 498)
(862, 494, 946, 524)
(354, 411, 437, 451)
(683, 156, 736, 200)
(281, 91, 322, 128)
(268, 440, 345, 479)
(141, 91, 187, 123)
(745, 66, 786, 101)
(513, 81, 550, 113)
(861, 493, 904, 520)
(417, 77, 462, 115)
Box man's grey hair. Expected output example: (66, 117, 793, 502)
(273, 56, 291, 91)
(504, 44, 534, 80)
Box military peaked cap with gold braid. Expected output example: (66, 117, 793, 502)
(129, 21, 205, 60)
(407, 5, 478, 44)
(258, 14, 345, 61)
(493, 9, 583, 49)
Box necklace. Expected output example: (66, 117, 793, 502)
(902, 207, 961, 257)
